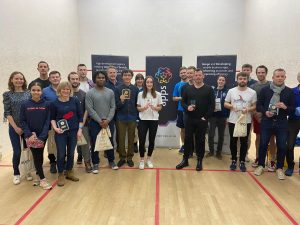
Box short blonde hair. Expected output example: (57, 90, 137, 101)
(56, 81, 73, 97)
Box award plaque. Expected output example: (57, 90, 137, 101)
(268, 104, 278, 115)
(57, 119, 69, 132)
(122, 89, 131, 99)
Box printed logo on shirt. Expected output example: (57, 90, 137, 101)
(63, 111, 74, 120)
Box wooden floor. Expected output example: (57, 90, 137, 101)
(0, 144, 300, 225)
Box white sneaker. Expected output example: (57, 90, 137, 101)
(267, 161, 276, 172)
(147, 160, 154, 169)
(139, 160, 145, 170)
(26, 172, 33, 181)
(13, 175, 21, 185)
(276, 169, 285, 180)
(254, 166, 264, 176)
(92, 164, 99, 174)
(40, 179, 52, 190)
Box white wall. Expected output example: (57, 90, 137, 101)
(240, 0, 300, 86)
(78, 0, 245, 70)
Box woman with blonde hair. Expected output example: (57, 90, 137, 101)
(3, 71, 31, 184)
(51, 81, 83, 186)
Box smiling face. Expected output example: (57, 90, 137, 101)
(30, 85, 42, 100)
(272, 70, 286, 86)
(11, 73, 25, 88)
(49, 73, 61, 86)
(145, 77, 154, 91)
(217, 76, 226, 88)
(256, 67, 267, 82)
(69, 73, 80, 89)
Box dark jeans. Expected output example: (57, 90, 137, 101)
(286, 120, 300, 169)
(89, 120, 115, 165)
(138, 120, 158, 158)
(208, 117, 227, 154)
(183, 116, 208, 160)
(31, 147, 45, 179)
(9, 125, 25, 175)
(258, 118, 288, 169)
(228, 123, 251, 162)
(55, 129, 77, 173)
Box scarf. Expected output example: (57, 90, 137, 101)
(269, 82, 285, 106)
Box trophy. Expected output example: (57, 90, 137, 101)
(122, 89, 131, 99)
(57, 119, 69, 132)
(268, 103, 278, 115)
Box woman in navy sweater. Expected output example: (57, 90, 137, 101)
(50, 81, 83, 187)
(20, 82, 52, 190)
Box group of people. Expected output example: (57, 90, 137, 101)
(3, 61, 162, 189)
(173, 64, 299, 180)
(3, 61, 300, 192)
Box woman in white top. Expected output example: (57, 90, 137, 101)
(137, 76, 163, 169)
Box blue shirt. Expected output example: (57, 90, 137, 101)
(173, 81, 187, 111)
(288, 85, 300, 120)
(42, 85, 57, 102)
(50, 97, 83, 131)
(20, 99, 51, 141)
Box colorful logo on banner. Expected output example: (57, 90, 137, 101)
(155, 67, 173, 84)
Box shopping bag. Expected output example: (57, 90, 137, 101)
(77, 135, 87, 146)
(95, 128, 113, 151)
(233, 114, 247, 137)
(19, 140, 35, 178)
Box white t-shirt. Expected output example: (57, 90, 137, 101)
(79, 81, 89, 93)
(137, 91, 163, 120)
(225, 87, 257, 124)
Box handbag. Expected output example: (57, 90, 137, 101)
(77, 135, 88, 146)
(19, 138, 35, 178)
(95, 128, 113, 151)
(25, 138, 45, 148)
(233, 114, 247, 137)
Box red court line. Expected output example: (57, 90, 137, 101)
(155, 169, 160, 225)
(14, 180, 58, 225)
(247, 172, 299, 225)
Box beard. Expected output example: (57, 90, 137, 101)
(72, 83, 80, 89)
(238, 82, 247, 87)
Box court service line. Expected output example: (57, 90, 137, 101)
(14, 181, 58, 225)
(155, 169, 160, 225)
(247, 172, 299, 225)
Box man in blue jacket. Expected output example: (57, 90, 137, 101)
(285, 72, 300, 176)
(254, 68, 295, 180)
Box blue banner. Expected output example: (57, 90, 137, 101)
(91, 55, 129, 82)
(197, 55, 237, 89)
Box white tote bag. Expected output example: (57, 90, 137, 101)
(95, 128, 113, 152)
(19, 139, 35, 178)
(233, 114, 247, 137)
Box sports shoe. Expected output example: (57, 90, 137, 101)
(267, 161, 276, 172)
(285, 168, 294, 176)
(205, 152, 214, 158)
(66, 170, 79, 182)
(26, 172, 33, 181)
(252, 158, 259, 168)
(127, 160, 134, 167)
(33, 179, 40, 186)
(239, 161, 247, 172)
(178, 145, 184, 155)
(92, 164, 99, 174)
(139, 160, 145, 170)
(13, 175, 21, 185)
(146, 160, 154, 169)
(230, 160, 237, 171)
(40, 179, 52, 190)
(276, 169, 285, 180)
(57, 173, 65, 187)
(117, 159, 126, 168)
(109, 161, 119, 170)
(254, 165, 264, 176)
(84, 161, 93, 173)
(50, 163, 57, 174)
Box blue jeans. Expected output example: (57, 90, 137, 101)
(89, 120, 115, 165)
(55, 129, 77, 173)
(9, 125, 25, 175)
(258, 118, 288, 169)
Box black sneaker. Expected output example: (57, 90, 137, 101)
(127, 160, 134, 167)
(117, 159, 126, 168)
(50, 163, 57, 174)
(230, 160, 237, 171)
(240, 161, 247, 172)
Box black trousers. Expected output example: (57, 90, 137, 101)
(138, 120, 158, 158)
(228, 123, 251, 162)
(208, 117, 227, 154)
(286, 120, 300, 169)
(183, 116, 208, 160)
(31, 147, 45, 180)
